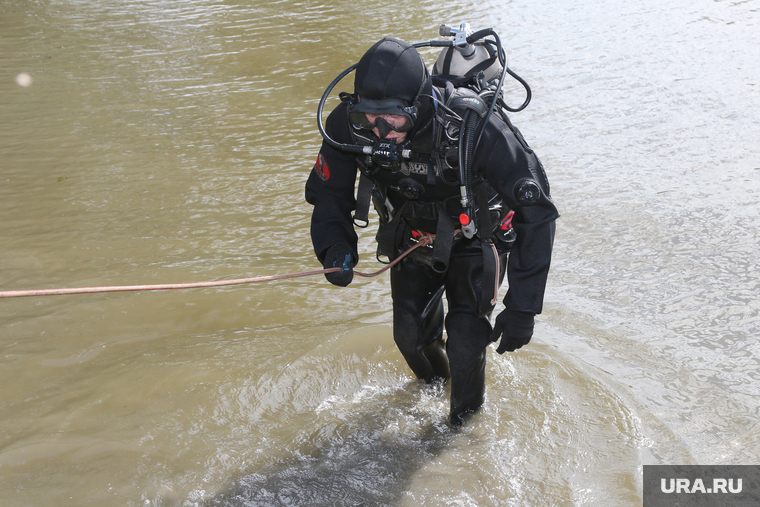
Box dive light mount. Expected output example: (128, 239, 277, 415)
(361, 141, 411, 173)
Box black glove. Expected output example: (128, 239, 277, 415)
(322, 244, 355, 287)
(489, 309, 535, 354)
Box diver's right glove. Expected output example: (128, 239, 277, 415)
(322, 244, 355, 287)
(489, 309, 535, 353)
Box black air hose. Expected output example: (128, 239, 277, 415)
(458, 108, 480, 212)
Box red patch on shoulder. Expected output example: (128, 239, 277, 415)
(313, 153, 330, 181)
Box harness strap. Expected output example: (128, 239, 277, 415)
(353, 172, 374, 228)
(430, 203, 455, 273)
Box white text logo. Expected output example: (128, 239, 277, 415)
(661, 478, 742, 494)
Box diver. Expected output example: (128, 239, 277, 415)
(305, 31, 558, 425)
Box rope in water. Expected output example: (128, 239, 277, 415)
(0, 233, 435, 299)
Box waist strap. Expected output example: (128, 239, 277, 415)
(376, 201, 456, 273)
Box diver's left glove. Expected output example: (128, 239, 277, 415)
(489, 309, 535, 353)
(323, 244, 355, 287)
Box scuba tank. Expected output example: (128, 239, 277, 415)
(433, 23, 503, 85)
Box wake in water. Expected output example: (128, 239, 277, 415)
(183, 325, 649, 507)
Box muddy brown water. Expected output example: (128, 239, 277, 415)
(1, 0, 759, 505)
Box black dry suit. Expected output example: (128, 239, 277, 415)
(305, 37, 559, 424)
